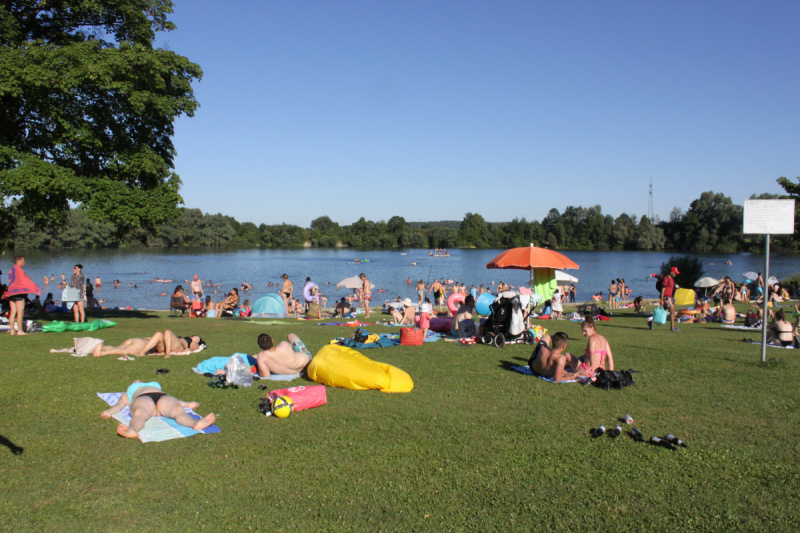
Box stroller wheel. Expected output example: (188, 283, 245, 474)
(523, 330, 534, 345)
(481, 334, 493, 345)
(494, 333, 506, 348)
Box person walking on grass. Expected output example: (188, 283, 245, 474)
(660, 266, 680, 331)
(360, 273, 372, 318)
(5, 256, 40, 336)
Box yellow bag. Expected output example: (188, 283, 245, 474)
(673, 288, 695, 306)
(307, 345, 414, 393)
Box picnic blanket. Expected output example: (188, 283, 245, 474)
(746, 341, 795, 349)
(510, 365, 579, 383)
(721, 325, 760, 331)
(192, 355, 301, 381)
(337, 336, 398, 349)
(97, 392, 220, 443)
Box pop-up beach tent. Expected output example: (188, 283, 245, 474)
(486, 245, 579, 302)
(251, 293, 288, 318)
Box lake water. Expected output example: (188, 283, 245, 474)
(11, 247, 798, 310)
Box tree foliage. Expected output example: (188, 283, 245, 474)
(660, 256, 705, 289)
(0, 0, 202, 251)
(10, 187, 800, 252)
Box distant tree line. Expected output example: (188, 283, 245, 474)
(10, 179, 800, 253)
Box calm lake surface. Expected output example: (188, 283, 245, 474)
(12, 248, 798, 310)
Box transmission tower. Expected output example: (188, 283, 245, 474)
(648, 178, 654, 220)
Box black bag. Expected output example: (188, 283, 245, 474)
(353, 329, 369, 344)
(744, 311, 758, 328)
(593, 369, 637, 390)
(655, 276, 664, 294)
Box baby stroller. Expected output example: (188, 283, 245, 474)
(480, 291, 535, 348)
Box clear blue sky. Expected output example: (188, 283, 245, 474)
(162, 1, 799, 227)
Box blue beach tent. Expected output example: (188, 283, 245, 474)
(251, 293, 288, 318)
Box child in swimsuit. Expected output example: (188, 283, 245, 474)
(101, 380, 216, 439)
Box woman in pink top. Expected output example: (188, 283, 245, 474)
(574, 315, 614, 375)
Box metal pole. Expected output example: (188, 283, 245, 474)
(761, 234, 770, 363)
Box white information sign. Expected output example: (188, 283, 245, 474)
(743, 199, 795, 235)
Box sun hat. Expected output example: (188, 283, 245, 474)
(402, 298, 413, 307)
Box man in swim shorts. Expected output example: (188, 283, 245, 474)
(527, 332, 581, 382)
(717, 298, 736, 324)
(660, 267, 679, 331)
(254, 333, 313, 377)
(190, 274, 204, 298)
(429, 279, 445, 312)
(360, 273, 372, 318)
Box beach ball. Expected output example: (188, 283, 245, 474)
(272, 396, 294, 418)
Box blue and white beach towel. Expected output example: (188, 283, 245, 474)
(97, 392, 221, 443)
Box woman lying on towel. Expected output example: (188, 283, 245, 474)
(101, 380, 216, 439)
(93, 331, 205, 358)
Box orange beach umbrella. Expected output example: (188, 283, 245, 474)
(486, 245, 579, 271)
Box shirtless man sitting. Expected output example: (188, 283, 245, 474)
(717, 298, 736, 324)
(527, 332, 581, 382)
(253, 333, 313, 377)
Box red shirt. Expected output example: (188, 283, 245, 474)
(661, 275, 675, 297)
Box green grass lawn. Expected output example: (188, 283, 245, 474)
(1, 304, 799, 532)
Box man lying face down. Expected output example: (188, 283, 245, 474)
(527, 332, 582, 383)
(253, 333, 313, 377)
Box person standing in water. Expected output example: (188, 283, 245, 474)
(280, 274, 293, 306)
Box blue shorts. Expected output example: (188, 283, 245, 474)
(292, 339, 312, 359)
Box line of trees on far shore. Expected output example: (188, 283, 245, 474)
(10, 180, 800, 254)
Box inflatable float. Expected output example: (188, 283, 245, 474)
(447, 293, 465, 314)
(303, 282, 318, 303)
(475, 292, 495, 315)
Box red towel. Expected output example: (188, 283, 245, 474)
(5, 266, 41, 298)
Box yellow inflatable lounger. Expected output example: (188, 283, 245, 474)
(674, 288, 695, 306)
(307, 345, 414, 393)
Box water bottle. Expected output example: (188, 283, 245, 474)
(624, 415, 633, 425)
(665, 434, 687, 448)
(650, 437, 675, 449)
(611, 425, 621, 437)
(595, 425, 606, 437)
(631, 428, 644, 441)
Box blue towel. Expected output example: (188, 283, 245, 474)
(510, 365, 578, 383)
(192, 355, 302, 381)
(340, 337, 398, 349)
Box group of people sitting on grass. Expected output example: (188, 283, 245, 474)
(528, 316, 614, 382)
(101, 331, 312, 439)
(171, 285, 251, 318)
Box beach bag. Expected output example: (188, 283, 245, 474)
(653, 307, 668, 325)
(268, 385, 327, 412)
(353, 329, 370, 343)
(594, 369, 637, 390)
(744, 311, 758, 328)
(655, 276, 664, 294)
(225, 354, 253, 387)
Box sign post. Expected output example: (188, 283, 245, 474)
(742, 199, 795, 363)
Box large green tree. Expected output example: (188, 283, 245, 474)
(0, 0, 201, 251)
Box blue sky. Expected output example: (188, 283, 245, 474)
(163, 1, 800, 227)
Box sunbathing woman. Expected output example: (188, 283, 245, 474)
(570, 316, 614, 375)
(101, 380, 216, 439)
(768, 309, 794, 347)
(93, 332, 204, 358)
